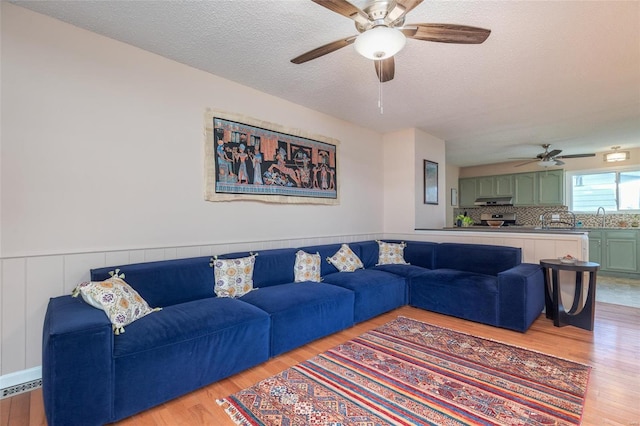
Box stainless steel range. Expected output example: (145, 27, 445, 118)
(479, 213, 517, 226)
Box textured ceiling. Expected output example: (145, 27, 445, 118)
(11, 0, 640, 167)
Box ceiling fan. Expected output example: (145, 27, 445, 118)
(512, 144, 596, 167)
(291, 0, 491, 83)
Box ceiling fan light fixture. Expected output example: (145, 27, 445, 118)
(604, 146, 630, 162)
(354, 26, 406, 60)
(538, 160, 556, 167)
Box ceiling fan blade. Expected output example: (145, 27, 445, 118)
(556, 153, 596, 159)
(375, 57, 395, 83)
(291, 35, 357, 64)
(400, 28, 418, 37)
(406, 23, 491, 44)
(311, 0, 369, 26)
(514, 160, 538, 167)
(547, 149, 562, 158)
(386, 0, 424, 23)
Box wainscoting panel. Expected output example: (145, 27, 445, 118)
(2, 258, 27, 375)
(64, 252, 106, 294)
(25, 257, 64, 369)
(0, 233, 383, 381)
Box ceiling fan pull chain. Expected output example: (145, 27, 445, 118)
(378, 61, 384, 114)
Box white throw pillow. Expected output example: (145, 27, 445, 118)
(72, 270, 160, 335)
(294, 250, 322, 282)
(211, 254, 258, 298)
(377, 241, 409, 265)
(327, 244, 364, 272)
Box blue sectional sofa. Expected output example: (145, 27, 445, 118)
(42, 240, 544, 425)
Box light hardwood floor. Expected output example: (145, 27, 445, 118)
(2, 303, 639, 426)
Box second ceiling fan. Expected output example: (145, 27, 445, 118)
(291, 0, 491, 82)
(512, 144, 596, 167)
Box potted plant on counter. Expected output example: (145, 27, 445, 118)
(455, 214, 474, 227)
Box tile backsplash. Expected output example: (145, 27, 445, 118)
(454, 206, 640, 228)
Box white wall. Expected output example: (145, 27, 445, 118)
(414, 129, 446, 229)
(382, 128, 415, 233)
(381, 128, 446, 232)
(0, 3, 385, 376)
(445, 164, 460, 227)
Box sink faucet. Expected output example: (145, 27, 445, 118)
(596, 207, 606, 228)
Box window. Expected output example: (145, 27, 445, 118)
(570, 169, 640, 212)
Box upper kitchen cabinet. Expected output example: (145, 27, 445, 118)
(513, 173, 536, 205)
(476, 175, 514, 198)
(538, 169, 564, 205)
(459, 178, 478, 207)
(459, 170, 564, 207)
(495, 175, 514, 196)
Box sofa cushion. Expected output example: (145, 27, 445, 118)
(327, 244, 364, 272)
(212, 254, 257, 298)
(410, 269, 500, 326)
(239, 282, 354, 356)
(111, 297, 270, 420)
(112, 297, 268, 357)
(350, 240, 379, 268)
(322, 269, 407, 323)
(222, 248, 297, 288)
(434, 243, 521, 276)
(91, 256, 213, 308)
(372, 264, 431, 278)
(294, 250, 322, 282)
(401, 241, 438, 269)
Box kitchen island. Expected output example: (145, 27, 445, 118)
(403, 227, 590, 264)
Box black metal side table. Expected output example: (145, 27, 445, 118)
(540, 259, 600, 331)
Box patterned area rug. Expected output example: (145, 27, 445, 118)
(218, 316, 591, 425)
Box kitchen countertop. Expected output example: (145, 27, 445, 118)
(418, 226, 591, 234)
(420, 226, 640, 234)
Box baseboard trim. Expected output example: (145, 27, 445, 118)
(0, 366, 42, 399)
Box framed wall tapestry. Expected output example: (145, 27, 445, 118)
(204, 110, 340, 204)
(424, 160, 438, 205)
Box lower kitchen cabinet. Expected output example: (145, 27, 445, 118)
(588, 230, 603, 265)
(588, 229, 639, 276)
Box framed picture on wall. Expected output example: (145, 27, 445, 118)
(424, 160, 438, 205)
(451, 188, 458, 206)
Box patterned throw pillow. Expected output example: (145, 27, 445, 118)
(377, 241, 409, 266)
(72, 270, 161, 335)
(211, 254, 257, 298)
(327, 244, 364, 272)
(294, 250, 322, 282)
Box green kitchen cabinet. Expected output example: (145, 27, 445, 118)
(513, 173, 537, 205)
(459, 170, 562, 208)
(459, 178, 477, 207)
(588, 229, 638, 276)
(476, 175, 513, 198)
(476, 176, 495, 198)
(495, 174, 514, 196)
(588, 230, 603, 265)
(538, 169, 564, 205)
(604, 230, 638, 273)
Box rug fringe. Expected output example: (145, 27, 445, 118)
(216, 398, 254, 426)
(395, 315, 593, 368)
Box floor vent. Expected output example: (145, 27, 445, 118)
(1, 378, 42, 399)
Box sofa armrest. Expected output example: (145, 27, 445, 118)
(497, 263, 545, 332)
(43, 296, 114, 426)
